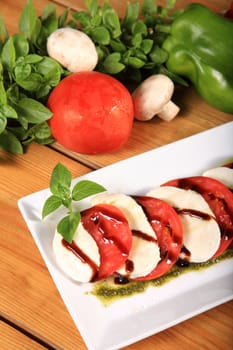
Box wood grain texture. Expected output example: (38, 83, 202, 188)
(0, 144, 91, 350)
(0, 321, 47, 350)
(0, 1, 233, 350)
(53, 0, 232, 16)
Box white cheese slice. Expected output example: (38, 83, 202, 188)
(203, 167, 233, 189)
(147, 186, 221, 263)
(92, 193, 161, 278)
(53, 221, 100, 283)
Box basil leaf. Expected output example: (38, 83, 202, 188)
(16, 98, 52, 123)
(13, 34, 29, 58)
(57, 211, 81, 243)
(110, 39, 126, 53)
(72, 11, 91, 27)
(0, 15, 8, 42)
(102, 52, 125, 74)
(24, 121, 52, 142)
(19, 0, 39, 42)
(91, 26, 110, 45)
(0, 129, 23, 154)
(1, 36, 16, 72)
(42, 195, 62, 218)
(128, 56, 145, 69)
(102, 7, 121, 39)
(50, 163, 72, 196)
(72, 180, 106, 201)
(14, 63, 32, 81)
(85, 0, 99, 17)
(141, 39, 153, 54)
(0, 115, 7, 133)
(0, 74, 7, 104)
(132, 20, 147, 36)
(41, 4, 57, 25)
(141, 0, 158, 15)
(58, 8, 69, 28)
(24, 54, 43, 64)
(35, 56, 62, 87)
(131, 33, 142, 48)
(149, 45, 168, 64)
(0, 104, 18, 119)
(122, 2, 140, 30)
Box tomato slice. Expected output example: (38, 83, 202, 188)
(133, 196, 183, 281)
(163, 176, 233, 258)
(81, 204, 132, 281)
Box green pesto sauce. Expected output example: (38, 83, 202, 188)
(90, 249, 233, 306)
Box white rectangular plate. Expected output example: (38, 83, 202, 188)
(18, 122, 233, 350)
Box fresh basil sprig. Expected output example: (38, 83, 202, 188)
(71, 0, 185, 85)
(0, 0, 70, 154)
(42, 163, 106, 243)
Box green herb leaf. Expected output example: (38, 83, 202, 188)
(42, 163, 106, 243)
(141, 0, 158, 16)
(0, 15, 8, 42)
(122, 2, 140, 30)
(72, 180, 106, 201)
(91, 26, 110, 45)
(141, 39, 153, 54)
(1, 36, 16, 72)
(13, 34, 29, 58)
(149, 45, 168, 64)
(0, 129, 23, 153)
(102, 52, 125, 74)
(0, 74, 7, 105)
(50, 163, 72, 196)
(85, 0, 99, 17)
(16, 98, 52, 123)
(0, 115, 7, 133)
(57, 211, 81, 243)
(40, 4, 58, 35)
(102, 6, 121, 39)
(58, 8, 70, 28)
(0, 104, 18, 120)
(19, 0, 40, 42)
(42, 195, 62, 218)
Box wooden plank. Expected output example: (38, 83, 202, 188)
(1, 1, 233, 350)
(0, 143, 91, 350)
(52, 0, 231, 15)
(0, 320, 48, 350)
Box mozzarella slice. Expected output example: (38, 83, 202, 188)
(203, 166, 233, 189)
(53, 222, 100, 283)
(92, 193, 161, 279)
(147, 186, 221, 263)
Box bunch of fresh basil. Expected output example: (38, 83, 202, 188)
(0, 0, 183, 154)
(0, 1, 69, 154)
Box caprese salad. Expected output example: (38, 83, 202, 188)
(53, 163, 233, 284)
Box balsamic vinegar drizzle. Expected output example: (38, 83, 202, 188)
(61, 186, 233, 302)
(89, 212, 129, 256)
(175, 208, 213, 221)
(62, 239, 99, 281)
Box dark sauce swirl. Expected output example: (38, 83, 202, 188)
(62, 239, 99, 281)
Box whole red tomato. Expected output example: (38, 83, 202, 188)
(47, 71, 134, 154)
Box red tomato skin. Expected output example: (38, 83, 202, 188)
(133, 196, 183, 281)
(47, 71, 134, 154)
(81, 204, 132, 281)
(163, 176, 233, 258)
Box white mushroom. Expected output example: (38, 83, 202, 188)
(47, 27, 98, 72)
(132, 74, 180, 122)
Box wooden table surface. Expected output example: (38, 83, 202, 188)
(0, 1, 233, 349)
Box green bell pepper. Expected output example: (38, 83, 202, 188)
(162, 3, 233, 114)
